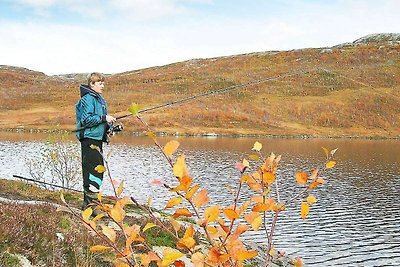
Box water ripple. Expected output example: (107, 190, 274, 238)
(1, 136, 400, 266)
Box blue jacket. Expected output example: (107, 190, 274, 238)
(75, 84, 111, 142)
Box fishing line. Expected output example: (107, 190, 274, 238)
(73, 68, 318, 132)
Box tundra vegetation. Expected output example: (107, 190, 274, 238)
(0, 35, 399, 138)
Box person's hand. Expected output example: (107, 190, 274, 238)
(106, 115, 116, 123)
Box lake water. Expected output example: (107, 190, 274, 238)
(0, 132, 399, 266)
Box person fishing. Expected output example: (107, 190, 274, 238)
(75, 72, 116, 211)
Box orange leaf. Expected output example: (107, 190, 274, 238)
(251, 195, 263, 203)
(110, 201, 126, 222)
(207, 248, 230, 265)
(294, 256, 303, 267)
(171, 176, 192, 192)
(191, 252, 205, 267)
(173, 208, 193, 219)
(240, 175, 251, 182)
(207, 248, 222, 264)
(119, 196, 131, 208)
(115, 262, 130, 267)
(165, 197, 183, 209)
(218, 220, 230, 234)
(244, 212, 262, 231)
(252, 198, 275, 212)
(246, 177, 262, 191)
(233, 224, 249, 237)
(238, 200, 250, 215)
(185, 184, 199, 200)
(307, 195, 317, 204)
(177, 236, 196, 249)
(301, 202, 310, 220)
(309, 178, 326, 189)
(168, 216, 181, 232)
(237, 251, 258, 262)
(125, 224, 140, 237)
(263, 171, 275, 185)
(89, 245, 111, 252)
(183, 225, 195, 238)
(141, 251, 160, 267)
(101, 224, 116, 243)
(206, 226, 220, 239)
(163, 140, 180, 156)
(193, 189, 209, 208)
(223, 208, 239, 221)
(310, 168, 319, 179)
(160, 248, 184, 267)
(203, 205, 220, 223)
(295, 172, 308, 185)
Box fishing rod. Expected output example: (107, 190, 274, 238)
(13, 175, 118, 200)
(13, 174, 83, 193)
(73, 68, 317, 133)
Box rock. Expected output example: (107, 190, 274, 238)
(1, 252, 33, 267)
(320, 48, 333, 54)
(353, 33, 400, 44)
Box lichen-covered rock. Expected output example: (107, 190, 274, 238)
(353, 33, 400, 44)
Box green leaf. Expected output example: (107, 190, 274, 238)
(128, 103, 140, 115)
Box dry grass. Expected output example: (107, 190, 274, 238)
(0, 42, 399, 137)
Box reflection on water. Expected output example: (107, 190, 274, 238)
(0, 132, 399, 266)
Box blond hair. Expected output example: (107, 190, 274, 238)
(87, 72, 105, 86)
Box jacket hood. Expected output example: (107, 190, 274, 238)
(79, 84, 101, 98)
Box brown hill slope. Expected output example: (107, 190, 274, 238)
(0, 34, 399, 138)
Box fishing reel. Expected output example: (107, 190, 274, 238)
(107, 124, 123, 136)
(111, 124, 123, 132)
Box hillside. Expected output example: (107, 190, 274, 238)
(0, 33, 399, 138)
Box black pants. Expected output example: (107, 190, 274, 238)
(80, 138, 104, 209)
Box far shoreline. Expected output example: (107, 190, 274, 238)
(0, 127, 399, 140)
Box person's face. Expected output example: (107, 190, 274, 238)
(91, 81, 104, 93)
